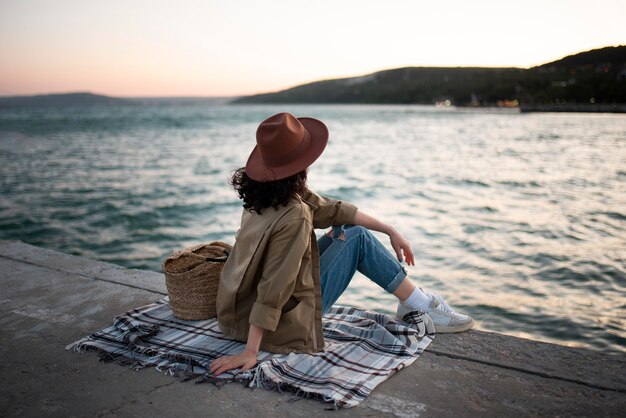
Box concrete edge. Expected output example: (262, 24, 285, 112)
(0, 239, 167, 295)
(2, 238, 625, 393)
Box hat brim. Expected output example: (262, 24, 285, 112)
(245, 117, 329, 182)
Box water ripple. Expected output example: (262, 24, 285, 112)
(1, 104, 625, 353)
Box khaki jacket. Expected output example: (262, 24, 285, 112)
(216, 189, 358, 354)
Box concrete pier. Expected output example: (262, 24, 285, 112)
(1, 239, 624, 417)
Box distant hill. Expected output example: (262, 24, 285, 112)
(233, 67, 525, 105)
(233, 46, 626, 106)
(520, 46, 626, 106)
(0, 92, 134, 107)
(537, 45, 626, 67)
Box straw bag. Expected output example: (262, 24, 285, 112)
(162, 241, 232, 320)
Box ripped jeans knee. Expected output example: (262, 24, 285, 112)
(318, 223, 408, 311)
(326, 224, 347, 241)
(326, 224, 370, 242)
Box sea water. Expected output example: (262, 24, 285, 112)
(0, 103, 624, 353)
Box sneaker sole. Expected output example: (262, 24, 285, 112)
(433, 319, 475, 333)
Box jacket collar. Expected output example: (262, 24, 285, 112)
(296, 193, 319, 210)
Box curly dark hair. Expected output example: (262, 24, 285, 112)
(229, 167, 308, 214)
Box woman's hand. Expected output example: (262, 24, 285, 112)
(210, 323, 264, 377)
(389, 230, 415, 266)
(209, 348, 258, 377)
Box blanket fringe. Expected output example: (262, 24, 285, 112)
(250, 365, 344, 409)
(65, 338, 90, 352)
(67, 340, 258, 390)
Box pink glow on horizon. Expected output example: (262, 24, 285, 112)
(1, 0, 625, 97)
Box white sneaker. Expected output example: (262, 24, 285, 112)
(396, 289, 474, 333)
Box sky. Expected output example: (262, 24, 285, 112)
(0, 0, 624, 97)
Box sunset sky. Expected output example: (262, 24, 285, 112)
(1, 0, 624, 97)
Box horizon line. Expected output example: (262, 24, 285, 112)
(2, 43, 624, 99)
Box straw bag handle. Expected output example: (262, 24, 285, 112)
(181, 245, 230, 263)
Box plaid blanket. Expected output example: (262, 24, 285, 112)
(66, 297, 434, 408)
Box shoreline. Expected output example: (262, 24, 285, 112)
(519, 103, 626, 113)
(2, 99, 626, 114)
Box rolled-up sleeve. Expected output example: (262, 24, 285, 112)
(302, 189, 358, 229)
(249, 217, 312, 331)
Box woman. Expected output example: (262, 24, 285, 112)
(210, 112, 473, 376)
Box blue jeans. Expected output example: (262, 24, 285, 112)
(318, 224, 408, 314)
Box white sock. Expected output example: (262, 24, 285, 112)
(401, 287, 432, 311)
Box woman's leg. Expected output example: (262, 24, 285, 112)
(318, 224, 474, 332)
(318, 224, 412, 313)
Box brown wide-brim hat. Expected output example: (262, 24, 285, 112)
(245, 112, 329, 182)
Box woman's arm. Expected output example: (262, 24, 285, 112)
(209, 324, 265, 376)
(351, 210, 415, 266)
